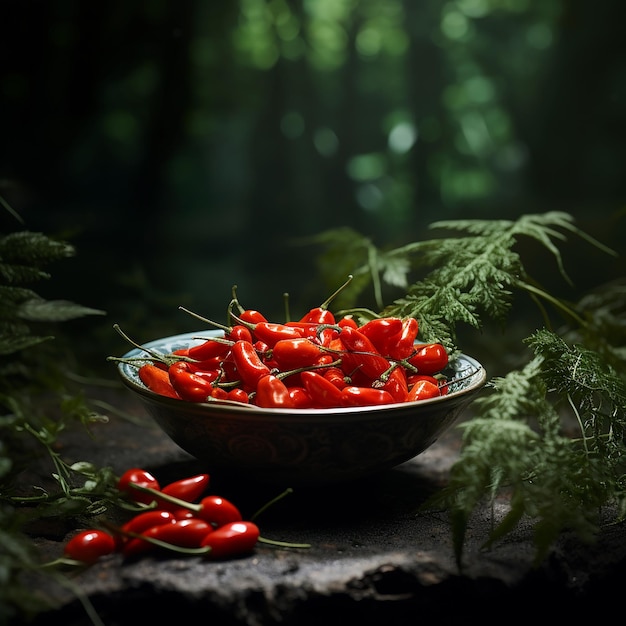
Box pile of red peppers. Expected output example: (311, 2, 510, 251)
(126, 296, 451, 409)
(59, 468, 297, 565)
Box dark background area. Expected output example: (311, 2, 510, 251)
(1, 0, 625, 369)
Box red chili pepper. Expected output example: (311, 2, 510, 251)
(168, 361, 215, 402)
(226, 387, 250, 404)
(254, 374, 295, 408)
(118, 468, 161, 505)
(161, 473, 210, 504)
(280, 370, 303, 389)
(408, 374, 449, 396)
(181, 367, 220, 386)
(339, 326, 391, 380)
(407, 373, 440, 387)
(123, 518, 214, 556)
(284, 322, 337, 346)
(288, 386, 314, 408)
(201, 520, 260, 560)
(64, 529, 117, 564)
(339, 325, 383, 357)
(253, 339, 271, 355)
(270, 338, 325, 370)
(357, 317, 403, 354)
(300, 370, 345, 408)
(323, 367, 348, 389)
(187, 338, 231, 361)
(285, 321, 318, 337)
(252, 322, 304, 347)
(254, 339, 279, 368)
(407, 378, 441, 401)
(185, 356, 223, 373)
(337, 315, 358, 329)
(317, 354, 335, 366)
(231, 309, 306, 348)
(376, 367, 409, 402)
(318, 328, 338, 347)
(219, 350, 239, 382)
(135, 486, 244, 527)
(320, 328, 338, 347)
(299, 307, 336, 325)
(138, 363, 181, 399)
(121, 509, 177, 536)
(341, 386, 395, 406)
(225, 324, 253, 343)
(209, 386, 229, 400)
(171, 508, 195, 520)
(195, 495, 243, 527)
(238, 309, 268, 324)
(386, 317, 419, 360)
(229, 340, 271, 388)
(407, 343, 449, 375)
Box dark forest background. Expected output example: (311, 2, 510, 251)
(1, 0, 625, 365)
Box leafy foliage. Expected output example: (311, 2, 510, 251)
(0, 214, 116, 621)
(0, 231, 104, 357)
(310, 212, 613, 350)
(310, 211, 625, 564)
(439, 331, 626, 565)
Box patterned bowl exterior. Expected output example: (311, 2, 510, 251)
(117, 331, 487, 484)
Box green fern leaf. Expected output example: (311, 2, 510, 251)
(0, 334, 53, 356)
(380, 255, 410, 289)
(0, 287, 39, 320)
(17, 298, 106, 322)
(310, 213, 607, 350)
(0, 231, 75, 264)
(432, 329, 626, 565)
(0, 262, 51, 285)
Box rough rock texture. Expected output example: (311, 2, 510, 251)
(17, 391, 626, 625)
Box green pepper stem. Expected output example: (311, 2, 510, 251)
(128, 482, 202, 512)
(319, 274, 353, 310)
(178, 306, 232, 333)
(250, 487, 294, 521)
(258, 536, 311, 549)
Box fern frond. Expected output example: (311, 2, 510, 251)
(382, 212, 605, 342)
(525, 329, 626, 455)
(0, 262, 51, 285)
(0, 319, 31, 337)
(432, 329, 626, 567)
(0, 333, 53, 356)
(0, 231, 75, 265)
(17, 298, 106, 322)
(0, 286, 39, 315)
(0, 229, 104, 365)
(571, 278, 626, 372)
(309, 213, 607, 350)
(0, 231, 74, 286)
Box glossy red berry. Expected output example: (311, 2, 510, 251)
(64, 529, 117, 564)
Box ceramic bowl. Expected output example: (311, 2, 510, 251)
(116, 330, 487, 485)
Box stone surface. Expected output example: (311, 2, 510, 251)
(18, 389, 626, 625)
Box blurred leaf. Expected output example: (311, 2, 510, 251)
(17, 299, 106, 322)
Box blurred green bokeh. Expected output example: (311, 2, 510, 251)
(1, 0, 624, 354)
